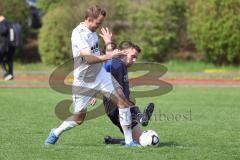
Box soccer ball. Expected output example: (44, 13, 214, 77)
(139, 130, 160, 147)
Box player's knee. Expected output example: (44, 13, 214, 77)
(117, 97, 131, 108)
(73, 112, 86, 125)
(113, 89, 129, 105)
(76, 120, 84, 125)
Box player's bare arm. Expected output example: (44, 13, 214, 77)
(79, 48, 128, 64)
(79, 27, 123, 64)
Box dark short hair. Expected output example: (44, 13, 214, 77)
(85, 5, 106, 20)
(119, 41, 141, 53)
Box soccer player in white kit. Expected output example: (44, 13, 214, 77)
(44, 5, 140, 147)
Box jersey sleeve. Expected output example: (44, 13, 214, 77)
(104, 60, 113, 72)
(71, 30, 90, 57)
(111, 60, 125, 89)
(104, 59, 130, 99)
(104, 60, 124, 84)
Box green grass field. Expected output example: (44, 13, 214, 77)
(0, 86, 240, 160)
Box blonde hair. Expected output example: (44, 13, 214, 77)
(85, 5, 106, 20)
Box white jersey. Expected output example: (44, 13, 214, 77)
(71, 23, 121, 112)
(71, 23, 102, 83)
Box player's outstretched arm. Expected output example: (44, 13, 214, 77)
(80, 48, 127, 64)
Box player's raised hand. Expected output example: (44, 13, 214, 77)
(99, 27, 112, 44)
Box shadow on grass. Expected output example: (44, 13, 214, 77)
(57, 141, 180, 148)
(158, 141, 179, 148)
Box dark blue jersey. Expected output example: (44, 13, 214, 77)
(103, 58, 130, 114)
(104, 58, 130, 99)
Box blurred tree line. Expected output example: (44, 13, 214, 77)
(0, 0, 29, 25)
(1, 0, 240, 65)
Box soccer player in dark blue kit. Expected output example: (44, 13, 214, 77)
(90, 40, 154, 145)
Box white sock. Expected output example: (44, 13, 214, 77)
(53, 121, 78, 137)
(119, 107, 133, 144)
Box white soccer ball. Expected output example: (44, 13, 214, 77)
(139, 130, 160, 147)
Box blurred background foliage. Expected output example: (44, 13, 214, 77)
(0, 0, 29, 25)
(1, 0, 240, 65)
(188, 0, 240, 65)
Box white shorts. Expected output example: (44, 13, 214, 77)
(72, 67, 120, 113)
